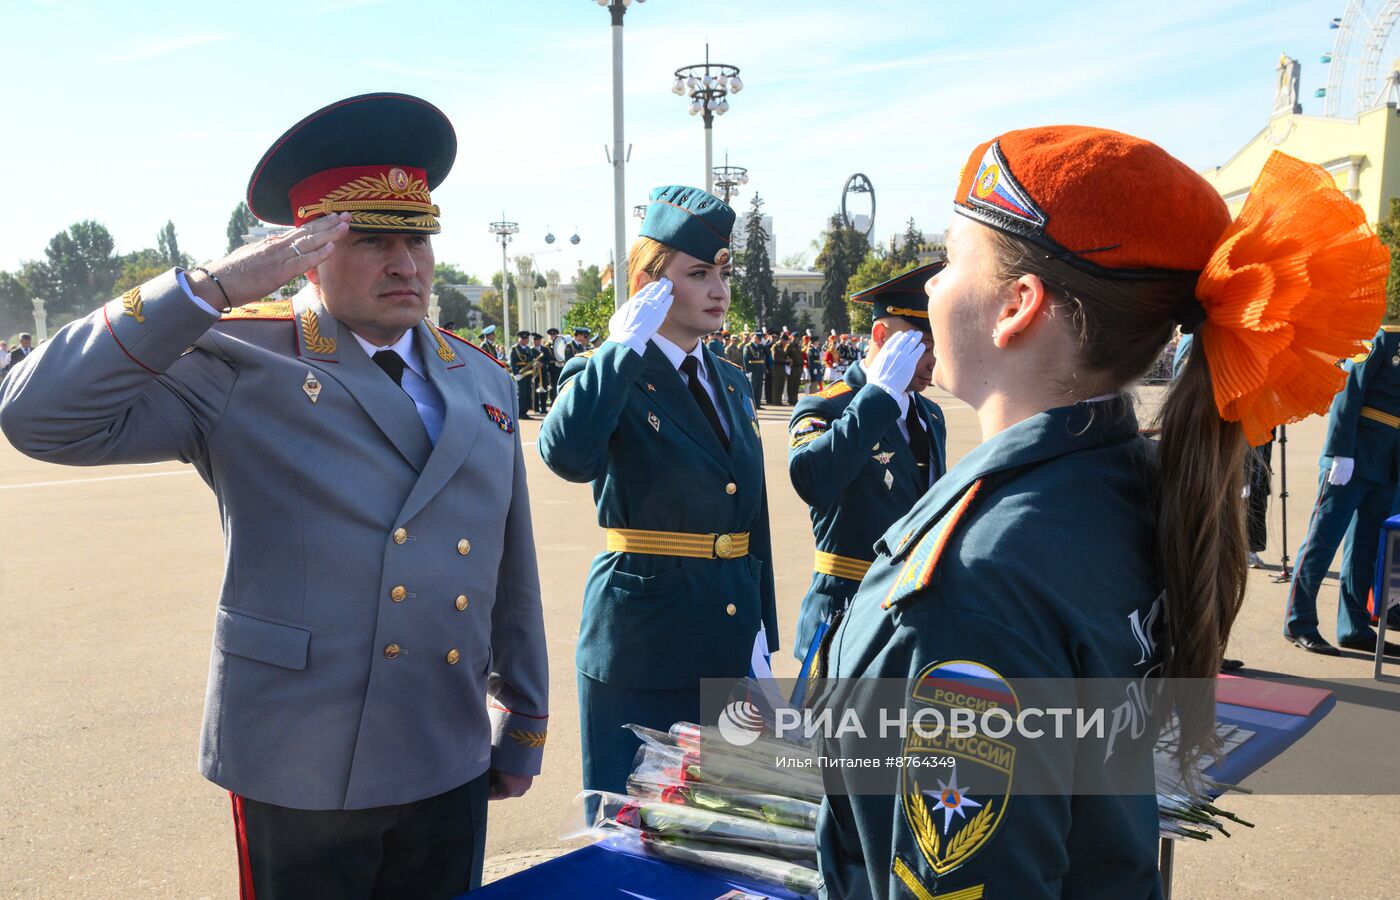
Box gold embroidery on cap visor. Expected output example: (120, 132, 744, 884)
(296, 171, 441, 233)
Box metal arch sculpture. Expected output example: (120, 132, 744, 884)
(841, 173, 876, 236)
(1322, 0, 1400, 118)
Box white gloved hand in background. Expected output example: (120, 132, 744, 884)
(606, 277, 673, 356)
(1328, 456, 1355, 487)
(865, 329, 925, 414)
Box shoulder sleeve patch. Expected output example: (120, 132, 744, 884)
(220, 300, 293, 320)
(882, 479, 984, 610)
(818, 381, 853, 399)
(789, 415, 831, 449)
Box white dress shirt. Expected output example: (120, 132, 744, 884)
(351, 330, 446, 445)
(651, 333, 731, 439)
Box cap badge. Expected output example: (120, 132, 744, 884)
(714, 247, 732, 266)
(388, 167, 410, 194)
(967, 141, 1047, 229)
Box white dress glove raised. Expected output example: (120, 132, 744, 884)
(1328, 456, 1355, 487)
(606, 278, 673, 356)
(864, 329, 925, 414)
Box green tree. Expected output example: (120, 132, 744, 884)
(565, 284, 614, 340)
(157, 220, 190, 268)
(575, 264, 602, 305)
(34, 221, 123, 316)
(738, 194, 778, 326)
(1376, 197, 1400, 323)
(434, 262, 479, 286)
(816, 213, 869, 335)
(114, 248, 167, 296)
(0, 270, 33, 340)
(794, 310, 814, 334)
(727, 281, 757, 332)
(226, 201, 258, 254)
(479, 288, 504, 330)
(770, 287, 797, 331)
(891, 217, 926, 268)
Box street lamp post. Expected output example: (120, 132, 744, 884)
(712, 152, 749, 205)
(489, 216, 519, 340)
(596, 0, 645, 308)
(672, 44, 742, 194)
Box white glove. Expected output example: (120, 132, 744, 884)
(606, 278, 673, 356)
(1328, 456, 1355, 487)
(865, 329, 924, 413)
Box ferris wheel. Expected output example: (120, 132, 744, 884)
(1320, 1, 1400, 118)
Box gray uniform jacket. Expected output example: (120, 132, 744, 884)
(0, 271, 549, 810)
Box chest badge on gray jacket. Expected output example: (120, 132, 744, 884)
(302, 371, 322, 404)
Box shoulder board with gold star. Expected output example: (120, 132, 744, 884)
(435, 326, 505, 369)
(220, 300, 293, 320)
(818, 381, 853, 399)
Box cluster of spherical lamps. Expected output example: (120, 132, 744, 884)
(672, 44, 743, 193)
(712, 153, 749, 205)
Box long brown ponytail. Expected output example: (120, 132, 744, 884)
(987, 229, 1247, 770)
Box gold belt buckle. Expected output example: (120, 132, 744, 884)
(713, 533, 736, 559)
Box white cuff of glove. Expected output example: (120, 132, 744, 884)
(873, 383, 911, 418)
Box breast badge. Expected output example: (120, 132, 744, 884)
(302, 371, 322, 404)
(648, 411, 661, 432)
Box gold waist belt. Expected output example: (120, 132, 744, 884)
(606, 528, 750, 560)
(1361, 406, 1400, 428)
(814, 550, 873, 581)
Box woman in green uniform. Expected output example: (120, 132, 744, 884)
(538, 185, 779, 793)
(815, 127, 1387, 898)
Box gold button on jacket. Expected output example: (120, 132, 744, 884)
(446, 649, 461, 665)
(455, 594, 469, 611)
(725, 603, 737, 616)
(384, 643, 402, 659)
(392, 528, 408, 544)
(725, 482, 737, 495)
(390, 585, 407, 602)
(457, 539, 471, 555)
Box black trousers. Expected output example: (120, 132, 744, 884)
(231, 771, 489, 900)
(515, 375, 533, 416)
(1246, 438, 1274, 553)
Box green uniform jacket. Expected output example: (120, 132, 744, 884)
(537, 340, 780, 689)
(816, 397, 1164, 900)
(787, 360, 947, 659)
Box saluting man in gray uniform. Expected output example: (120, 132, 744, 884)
(0, 93, 548, 899)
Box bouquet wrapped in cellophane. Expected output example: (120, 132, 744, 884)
(566, 714, 824, 899)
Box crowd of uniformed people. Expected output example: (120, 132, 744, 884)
(1, 89, 1394, 899)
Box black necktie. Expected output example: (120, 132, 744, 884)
(906, 402, 930, 489)
(680, 355, 729, 451)
(373, 349, 407, 388)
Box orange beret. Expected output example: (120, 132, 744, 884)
(953, 125, 1231, 275)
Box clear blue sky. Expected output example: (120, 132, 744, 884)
(0, 0, 1350, 282)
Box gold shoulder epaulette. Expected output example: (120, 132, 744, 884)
(817, 381, 853, 399)
(221, 300, 293, 320)
(1381, 325, 1400, 333)
(717, 356, 742, 370)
